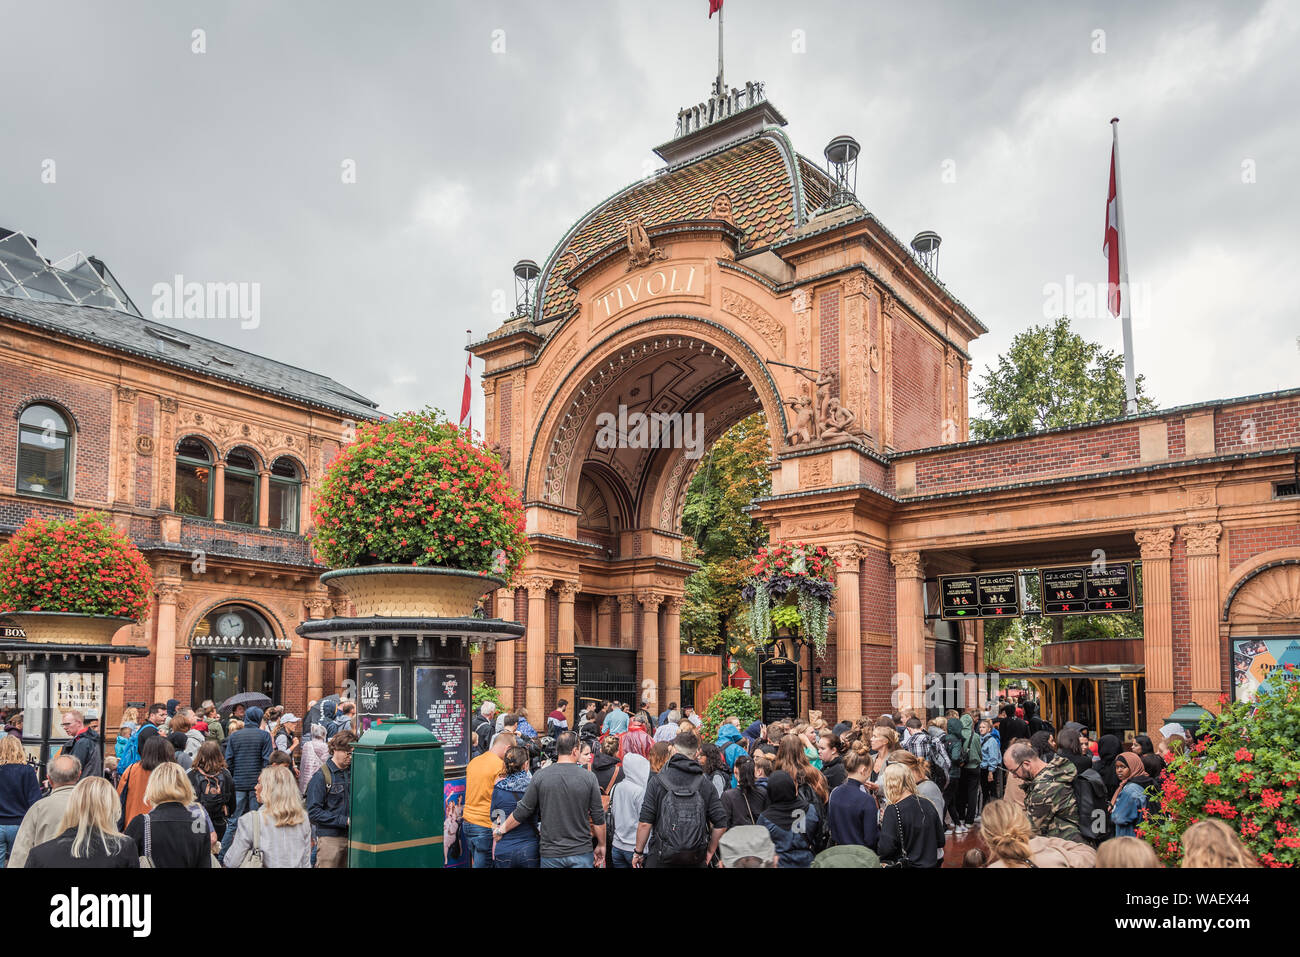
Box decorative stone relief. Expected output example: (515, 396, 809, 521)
(721, 288, 784, 358)
(1230, 564, 1300, 621)
(624, 214, 668, 270)
(1135, 527, 1175, 560)
(1180, 522, 1223, 557)
(135, 435, 155, 456)
(711, 191, 737, 227)
(890, 551, 924, 580)
(533, 338, 579, 406)
(800, 458, 832, 488)
(784, 516, 850, 535)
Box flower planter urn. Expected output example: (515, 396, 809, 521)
(319, 566, 506, 619)
(2, 611, 136, 645)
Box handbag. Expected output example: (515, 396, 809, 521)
(882, 797, 919, 868)
(139, 813, 154, 868)
(237, 809, 265, 868)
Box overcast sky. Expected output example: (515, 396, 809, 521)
(3, 0, 1296, 430)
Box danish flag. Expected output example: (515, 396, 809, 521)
(1103, 119, 1125, 318)
(459, 339, 473, 434)
(709, 0, 724, 16)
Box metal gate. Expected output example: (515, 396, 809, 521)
(575, 646, 638, 709)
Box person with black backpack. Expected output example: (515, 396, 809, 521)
(187, 741, 235, 843)
(633, 728, 726, 868)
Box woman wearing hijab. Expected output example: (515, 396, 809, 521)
(1110, 752, 1155, 837)
(758, 770, 821, 868)
(1096, 735, 1123, 795)
(608, 752, 650, 868)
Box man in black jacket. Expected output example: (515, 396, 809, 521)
(59, 710, 102, 780)
(634, 729, 726, 868)
(307, 730, 357, 868)
(997, 704, 1030, 756)
(218, 705, 272, 860)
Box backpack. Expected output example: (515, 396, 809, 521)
(117, 726, 143, 774)
(192, 769, 226, 807)
(1072, 768, 1113, 845)
(943, 733, 963, 766)
(653, 778, 710, 866)
(923, 735, 950, 791)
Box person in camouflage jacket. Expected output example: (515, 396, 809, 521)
(1003, 742, 1083, 843)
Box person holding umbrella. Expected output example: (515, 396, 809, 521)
(219, 705, 272, 861)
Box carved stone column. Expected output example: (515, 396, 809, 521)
(495, 587, 517, 709)
(114, 387, 137, 506)
(617, 594, 637, 651)
(257, 469, 271, 527)
(154, 580, 185, 703)
(523, 577, 553, 721)
(304, 592, 333, 704)
(1136, 528, 1175, 735)
(1180, 522, 1224, 711)
(597, 597, 614, 647)
(212, 461, 226, 522)
(556, 581, 580, 725)
(159, 397, 178, 510)
(829, 543, 867, 721)
(661, 596, 682, 716)
(891, 551, 925, 712)
(638, 592, 664, 713)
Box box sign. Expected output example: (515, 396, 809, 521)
(1233, 637, 1300, 702)
(558, 655, 580, 686)
(938, 571, 1021, 620)
(760, 657, 799, 724)
(1041, 562, 1134, 616)
(414, 665, 471, 768)
(819, 676, 837, 702)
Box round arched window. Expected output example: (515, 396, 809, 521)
(175, 437, 213, 518)
(269, 456, 301, 532)
(224, 447, 259, 526)
(18, 403, 73, 498)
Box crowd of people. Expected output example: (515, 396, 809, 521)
(0, 695, 361, 868)
(1, 691, 1266, 869)
(454, 695, 1264, 869)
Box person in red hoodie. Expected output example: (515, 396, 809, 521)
(618, 714, 655, 760)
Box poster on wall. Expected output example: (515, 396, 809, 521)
(23, 671, 45, 738)
(50, 673, 104, 739)
(414, 665, 471, 768)
(357, 665, 401, 731)
(1232, 637, 1300, 702)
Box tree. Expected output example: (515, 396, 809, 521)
(679, 413, 772, 652)
(971, 317, 1158, 440)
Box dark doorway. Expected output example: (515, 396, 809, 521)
(191, 653, 282, 706)
(575, 646, 637, 710)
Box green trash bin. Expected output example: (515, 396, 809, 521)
(349, 715, 445, 868)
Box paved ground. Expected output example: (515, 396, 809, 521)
(941, 824, 985, 867)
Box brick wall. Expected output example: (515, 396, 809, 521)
(819, 288, 840, 399)
(1167, 416, 1185, 458)
(0, 359, 113, 503)
(1228, 524, 1300, 568)
(860, 547, 897, 718)
(891, 316, 943, 452)
(1215, 400, 1300, 453)
(1171, 542, 1190, 702)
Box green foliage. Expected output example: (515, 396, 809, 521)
(471, 682, 502, 716)
(701, 686, 761, 743)
(310, 406, 528, 574)
(680, 413, 772, 652)
(1141, 677, 1300, 867)
(971, 317, 1158, 440)
(771, 603, 801, 630)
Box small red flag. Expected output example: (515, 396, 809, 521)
(709, 0, 724, 17)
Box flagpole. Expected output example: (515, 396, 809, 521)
(1112, 117, 1138, 416)
(717, 5, 725, 98)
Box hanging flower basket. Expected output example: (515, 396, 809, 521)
(740, 542, 835, 657)
(310, 407, 527, 617)
(0, 512, 152, 645)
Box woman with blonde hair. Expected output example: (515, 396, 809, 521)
(1181, 818, 1259, 868)
(0, 734, 40, 866)
(886, 749, 946, 829)
(223, 764, 310, 867)
(124, 761, 213, 867)
(876, 762, 944, 868)
(24, 777, 137, 867)
(1096, 835, 1160, 868)
(981, 798, 1095, 868)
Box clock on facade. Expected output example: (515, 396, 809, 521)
(216, 612, 244, 637)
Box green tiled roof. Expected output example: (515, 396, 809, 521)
(536, 131, 834, 326)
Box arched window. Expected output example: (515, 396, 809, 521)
(17, 403, 73, 498)
(174, 437, 213, 518)
(268, 456, 301, 532)
(190, 603, 284, 704)
(224, 447, 259, 526)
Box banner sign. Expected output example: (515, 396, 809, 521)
(1041, 562, 1134, 616)
(939, 571, 1021, 619)
(1232, 637, 1300, 703)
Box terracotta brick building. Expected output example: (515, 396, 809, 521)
(0, 229, 376, 725)
(470, 84, 1300, 737)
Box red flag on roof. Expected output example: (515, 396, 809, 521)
(709, 0, 724, 17)
(1103, 126, 1123, 318)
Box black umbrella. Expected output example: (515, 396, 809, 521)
(218, 691, 271, 716)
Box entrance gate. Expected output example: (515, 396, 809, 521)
(575, 646, 638, 710)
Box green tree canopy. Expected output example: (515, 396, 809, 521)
(971, 317, 1157, 440)
(679, 413, 771, 653)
